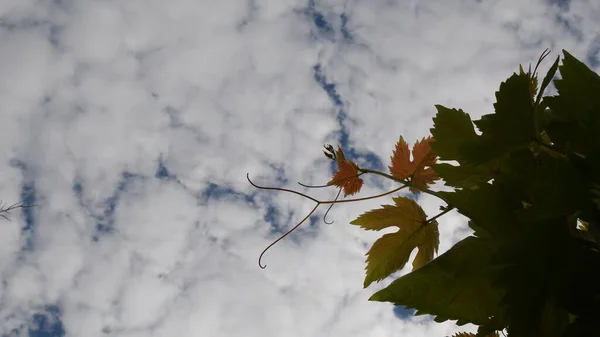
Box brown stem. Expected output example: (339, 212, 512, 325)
(249, 172, 411, 269)
(358, 168, 448, 203)
(318, 185, 407, 204)
(248, 173, 408, 205)
(424, 206, 455, 224)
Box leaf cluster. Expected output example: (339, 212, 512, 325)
(367, 50, 600, 336)
(249, 49, 600, 337)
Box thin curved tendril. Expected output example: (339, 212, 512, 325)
(297, 181, 329, 188)
(250, 172, 410, 270)
(247, 173, 319, 203)
(533, 48, 551, 76)
(258, 203, 319, 269)
(248, 173, 407, 205)
(255, 184, 407, 268)
(323, 188, 342, 225)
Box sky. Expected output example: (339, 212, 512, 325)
(0, 0, 598, 336)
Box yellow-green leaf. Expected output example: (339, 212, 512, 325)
(351, 197, 440, 287)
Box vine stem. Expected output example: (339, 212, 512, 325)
(425, 206, 455, 224)
(247, 173, 408, 205)
(248, 173, 410, 268)
(358, 168, 450, 204)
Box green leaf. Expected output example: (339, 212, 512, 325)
(437, 178, 523, 238)
(430, 105, 478, 160)
(433, 163, 491, 189)
(474, 72, 533, 138)
(468, 220, 492, 239)
(351, 197, 440, 287)
(350, 197, 426, 232)
(544, 50, 600, 156)
(369, 236, 505, 326)
(509, 150, 583, 224)
(559, 50, 600, 97)
(464, 73, 535, 163)
(491, 216, 571, 337)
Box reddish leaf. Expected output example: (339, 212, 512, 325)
(389, 136, 439, 192)
(328, 146, 363, 197)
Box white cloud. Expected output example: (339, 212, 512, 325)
(0, 0, 597, 336)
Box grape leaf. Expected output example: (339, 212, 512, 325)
(430, 105, 478, 161)
(351, 196, 439, 287)
(327, 146, 363, 197)
(429, 105, 508, 190)
(462, 72, 535, 164)
(389, 136, 439, 192)
(369, 236, 505, 327)
(438, 177, 523, 239)
(433, 162, 495, 189)
(490, 216, 571, 337)
(544, 50, 600, 157)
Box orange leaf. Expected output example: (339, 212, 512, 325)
(328, 146, 363, 197)
(389, 136, 439, 192)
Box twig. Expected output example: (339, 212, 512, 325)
(0, 201, 37, 221)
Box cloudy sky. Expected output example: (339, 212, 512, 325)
(0, 0, 598, 336)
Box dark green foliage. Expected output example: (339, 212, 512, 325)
(368, 50, 600, 336)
